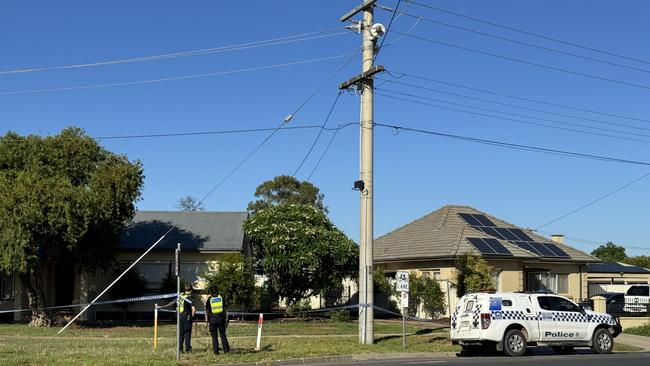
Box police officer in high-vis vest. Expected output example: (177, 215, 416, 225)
(178, 284, 196, 353)
(204, 288, 230, 354)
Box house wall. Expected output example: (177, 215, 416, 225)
(75, 251, 244, 320)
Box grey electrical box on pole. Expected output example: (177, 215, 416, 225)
(339, 0, 385, 345)
(175, 243, 181, 361)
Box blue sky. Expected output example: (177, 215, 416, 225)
(2, 1, 650, 256)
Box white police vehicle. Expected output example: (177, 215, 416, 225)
(450, 292, 622, 357)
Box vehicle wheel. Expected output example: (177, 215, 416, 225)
(503, 329, 527, 357)
(552, 346, 574, 355)
(591, 328, 613, 354)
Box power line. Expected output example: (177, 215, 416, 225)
(0, 27, 348, 76)
(0, 53, 354, 96)
(292, 91, 343, 178)
(373, 0, 402, 64)
(378, 77, 650, 133)
(376, 90, 650, 144)
(197, 47, 359, 205)
(307, 123, 346, 181)
(393, 31, 650, 92)
(535, 172, 650, 229)
(197, 123, 356, 205)
(535, 231, 650, 252)
(374, 122, 650, 167)
(404, 0, 650, 67)
(379, 5, 650, 75)
(389, 71, 650, 125)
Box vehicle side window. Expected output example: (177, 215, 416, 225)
(537, 296, 553, 310)
(502, 299, 513, 307)
(628, 287, 640, 296)
(465, 300, 474, 311)
(554, 297, 580, 312)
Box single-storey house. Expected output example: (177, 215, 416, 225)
(4, 210, 250, 322)
(586, 262, 650, 297)
(374, 205, 600, 316)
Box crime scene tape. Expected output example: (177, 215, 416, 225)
(0, 293, 177, 314)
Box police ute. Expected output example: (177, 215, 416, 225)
(450, 292, 622, 357)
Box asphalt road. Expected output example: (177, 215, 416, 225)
(305, 350, 650, 366)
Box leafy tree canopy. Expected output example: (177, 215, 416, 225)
(202, 253, 255, 310)
(591, 242, 627, 263)
(244, 204, 357, 305)
(247, 175, 326, 215)
(455, 254, 495, 298)
(623, 255, 650, 269)
(0, 128, 144, 325)
(176, 196, 204, 212)
(409, 274, 446, 319)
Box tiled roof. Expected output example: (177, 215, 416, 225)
(120, 211, 247, 252)
(374, 205, 598, 263)
(587, 262, 650, 274)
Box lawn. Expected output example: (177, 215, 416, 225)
(623, 323, 650, 337)
(0, 321, 455, 365)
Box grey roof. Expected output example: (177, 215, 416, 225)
(120, 211, 247, 252)
(587, 262, 650, 274)
(374, 205, 598, 263)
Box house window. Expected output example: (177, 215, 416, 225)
(1, 272, 14, 300)
(421, 270, 441, 281)
(527, 272, 569, 294)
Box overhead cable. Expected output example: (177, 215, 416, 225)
(393, 31, 650, 92)
(389, 71, 650, 125)
(404, 0, 650, 67)
(535, 172, 650, 229)
(374, 122, 650, 167)
(379, 5, 650, 75)
(376, 88, 650, 143)
(0, 53, 354, 96)
(0, 27, 347, 76)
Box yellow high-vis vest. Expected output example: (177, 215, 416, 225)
(179, 292, 190, 314)
(209, 295, 224, 314)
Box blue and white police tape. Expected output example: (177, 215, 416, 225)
(0, 293, 177, 314)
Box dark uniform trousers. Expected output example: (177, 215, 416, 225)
(209, 317, 230, 354)
(179, 313, 193, 352)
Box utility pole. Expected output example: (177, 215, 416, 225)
(340, 0, 385, 345)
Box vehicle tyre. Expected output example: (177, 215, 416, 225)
(503, 329, 527, 357)
(552, 346, 574, 355)
(591, 328, 613, 354)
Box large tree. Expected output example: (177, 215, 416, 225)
(591, 242, 627, 263)
(624, 255, 650, 269)
(243, 204, 357, 305)
(202, 253, 255, 310)
(0, 128, 144, 326)
(247, 175, 326, 215)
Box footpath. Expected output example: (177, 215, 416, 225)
(618, 333, 650, 351)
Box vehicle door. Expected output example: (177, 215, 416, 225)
(455, 295, 481, 339)
(536, 296, 558, 341)
(549, 296, 590, 341)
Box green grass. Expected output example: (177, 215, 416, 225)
(623, 323, 650, 337)
(0, 321, 455, 365)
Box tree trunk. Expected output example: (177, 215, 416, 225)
(19, 271, 52, 327)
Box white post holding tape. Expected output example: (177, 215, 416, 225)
(254, 313, 264, 351)
(44, 227, 174, 349)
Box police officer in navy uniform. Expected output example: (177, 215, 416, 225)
(204, 287, 230, 354)
(178, 284, 196, 353)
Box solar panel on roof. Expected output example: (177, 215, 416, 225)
(483, 238, 513, 255)
(458, 213, 482, 226)
(544, 243, 570, 257)
(530, 242, 555, 256)
(473, 214, 496, 227)
(477, 226, 506, 240)
(512, 241, 542, 256)
(467, 237, 496, 254)
(509, 229, 532, 241)
(494, 227, 519, 241)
